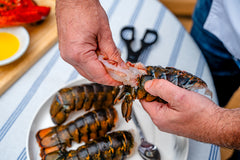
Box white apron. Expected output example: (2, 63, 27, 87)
(204, 0, 240, 60)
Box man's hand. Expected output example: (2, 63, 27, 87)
(141, 79, 221, 141)
(56, 0, 124, 86)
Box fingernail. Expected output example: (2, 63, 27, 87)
(144, 80, 153, 90)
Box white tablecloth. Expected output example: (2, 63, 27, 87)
(0, 0, 221, 159)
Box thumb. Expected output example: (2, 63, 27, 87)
(144, 79, 191, 106)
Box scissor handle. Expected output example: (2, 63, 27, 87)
(120, 26, 135, 42)
(120, 26, 158, 63)
(141, 29, 158, 46)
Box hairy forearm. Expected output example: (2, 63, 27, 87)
(187, 107, 240, 150)
(214, 108, 240, 149)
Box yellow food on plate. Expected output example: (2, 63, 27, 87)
(0, 32, 20, 60)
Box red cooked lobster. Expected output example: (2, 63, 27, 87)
(36, 107, 118, 159)
(0, 0, 50, 27)
(42, 131, 134, 160)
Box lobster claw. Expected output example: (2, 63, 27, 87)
(114, 86, 126, 104)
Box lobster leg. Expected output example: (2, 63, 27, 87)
(121, 93, 133, 122)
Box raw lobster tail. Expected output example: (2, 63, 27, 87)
(50, 83, 119, 125)
(44, 131, 134, 160)
(36, 107, 118, 159)
(115, 66, 212, 122)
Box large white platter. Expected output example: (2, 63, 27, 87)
(27, 79, 189, 160)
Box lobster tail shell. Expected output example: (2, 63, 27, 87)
(36, 107, 118, 159)
(62, 131, 134, 160)
(147, 66, 212, 96)
(50, 83, 119, 125)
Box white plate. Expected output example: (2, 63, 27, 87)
(0, 26, 30, 66)
(27, 79, 189, 160)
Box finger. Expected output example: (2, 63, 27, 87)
(141, 100, 167, 118)
(144, 79, 193, 107)
(98, 22, 125, 65)
(60, 39, 122, 86)
(75, 67, 122, 86)
(74, 54, 122, 86)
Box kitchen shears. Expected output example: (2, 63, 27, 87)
(120, 26, 158, 63)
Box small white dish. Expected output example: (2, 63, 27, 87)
(0, 26, 30, 66)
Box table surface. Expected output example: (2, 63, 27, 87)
(0, 0, 221, 159)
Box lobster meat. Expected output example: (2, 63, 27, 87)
(99, 55, 212, 121)
(50, 83, 119, 125)
(98, 55, 147, 87)
(42, 131, 134, 160)
(0, 0, 50, 28)
(36, 107, 118, 159)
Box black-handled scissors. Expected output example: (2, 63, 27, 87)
(120, 26, 158, 63)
